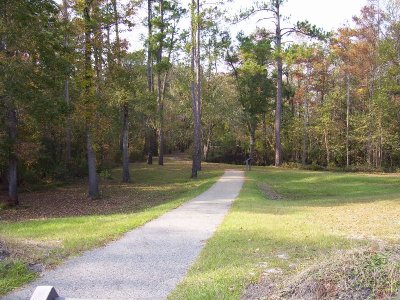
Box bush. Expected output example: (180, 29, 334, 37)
(305, 162, 326, 171)
(344, 164, 385, 173)
(99, 169, 113, 180)
(129, 149, 145, 162)
(281, 162, 302, 169)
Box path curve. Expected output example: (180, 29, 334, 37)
(4, 170, 244, 300)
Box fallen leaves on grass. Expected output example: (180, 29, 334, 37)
(0, 161, 220, 222)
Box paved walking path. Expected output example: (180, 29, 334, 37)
(4, 170, 244, 300)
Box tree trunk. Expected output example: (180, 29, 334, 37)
(122, 104, 130, 182)
(146, 125, 154, 165)
(367, 132, 372, 166)
(378, 122, 383, 168)
(301, 133, 307, 165)
(65, 79, 72, 164)
(146, 0, 154, 165)
(302, 97, 308, 166)
(249, 122, 256, 163)
(93, 35, 102, 81)
(262, 112, 268, 165)
(63, 0, 72, 165)
(157, 6, 179, 166)
(367, 76, 374, 166)
(191, 57, 199, 177)
(324, 129, 330, 166)
(106, 6, 112, 68)
(112, 0, 120, 61)
(147, 0, 154, 92)
(157, 0, 165, 166)
(195, 0, 202, 172)
(112, 0, 130, 181)
(346, 75, 350, 167)
(113, 1, 123, 154)
(274, 2, 283, 166)
(7, 104, 18, 206)
(84, 0, 99, 199)
(146, 133, 154, 164)
(191, 43, 199, 177)
(191, 0, 202, 178)
(157, 82, 164, 166)
(203, 124, 213, 161)
(8, 157, 18, 205)
(86, 130, 99, 199)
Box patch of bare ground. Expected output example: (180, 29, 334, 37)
(244, 246, 400, 300)
(0, 237, 57, 271)
(241, 270, 284, 300)
(257, 183, 285, 200)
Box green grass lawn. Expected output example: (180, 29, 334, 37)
(0, 159, 224, 296)
(170, 168, 400, 299)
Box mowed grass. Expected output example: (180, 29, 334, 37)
(170, 168, 400, 299)
(0, 159, 224, 296)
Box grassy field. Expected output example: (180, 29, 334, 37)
(170, 168, 400, 299)
(0, 159, 224, 296)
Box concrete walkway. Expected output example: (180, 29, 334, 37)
(4, 170, 244, 300)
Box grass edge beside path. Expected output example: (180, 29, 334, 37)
(0, 165, 224, 297)
(169, 167, 400, 300)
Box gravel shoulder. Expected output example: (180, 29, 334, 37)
(3, 170, 244, 300)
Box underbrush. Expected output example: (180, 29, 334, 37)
(280, 161, 398, 174)
(278, 246, 400, 299)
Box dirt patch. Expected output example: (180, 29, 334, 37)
(241, 269, 284, 300)
(1, 238, 45, 273)
(257, 183, 285, 200)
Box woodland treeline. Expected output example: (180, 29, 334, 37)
(1, 0, 400, 205)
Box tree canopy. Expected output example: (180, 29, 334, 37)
(1, 0, 400, 204)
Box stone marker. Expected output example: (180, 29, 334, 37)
(30, 286, 59, 300)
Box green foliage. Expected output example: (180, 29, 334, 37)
(228, 30, 274, 129)
(0, 0, 70, 185)
(295, 20, 331, 40)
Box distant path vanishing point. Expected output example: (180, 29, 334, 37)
(4, 170, 244, 300)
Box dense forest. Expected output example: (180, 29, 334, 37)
(1, 0, 400, 205)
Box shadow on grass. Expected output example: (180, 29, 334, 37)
(242, 168, 400, 212)
(0, 160, 225, 222)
